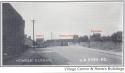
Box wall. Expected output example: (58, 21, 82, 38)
(3, 3, 25, 61)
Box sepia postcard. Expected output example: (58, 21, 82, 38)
(0, 0, 124, 66)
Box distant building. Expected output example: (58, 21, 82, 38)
(36, 38, 44, 47)
(24, 36, 33, 48)
(44, 39, 80, 47)
(3, 3, 25, 61)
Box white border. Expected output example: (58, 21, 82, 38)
(0, 2, 2, 67)
(0, 0, 124, 67)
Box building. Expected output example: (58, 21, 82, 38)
(43, 39, 80, 47)
(35, 38, 44, 47)
(3, 3, 25, 61)
(24, 35, 33, 48)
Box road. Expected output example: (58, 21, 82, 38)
(4, 45, 122, 65)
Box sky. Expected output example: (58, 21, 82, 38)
(8, 2, 123, 40)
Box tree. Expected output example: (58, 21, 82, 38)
(72, 35, 79, 43)
(111, 31, 122, 42)
(79, 35, 89, 42)
(100, 36, 111, 42)
(90, 33, 101, 41)
(73, 35, 79, 39)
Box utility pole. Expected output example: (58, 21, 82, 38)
(32, 20, 35, 49)
(51, 32, 53, 40)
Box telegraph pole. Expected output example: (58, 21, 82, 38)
(51, 32, 53, 40)
(32, 20, 35, 49)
